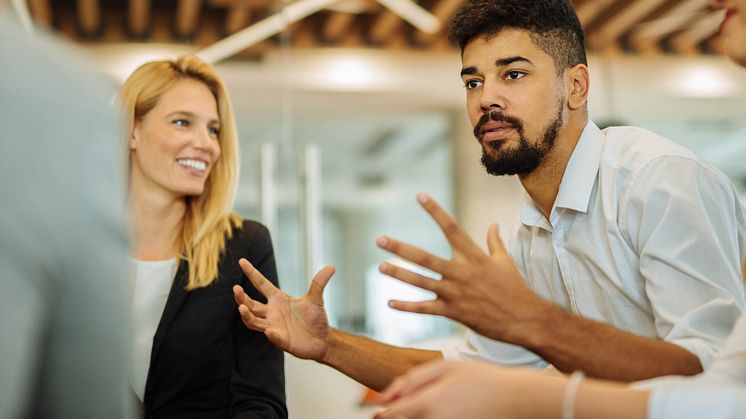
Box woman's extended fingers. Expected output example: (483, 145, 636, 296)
(378, 361, 452, 404)
(307, 265, 336, 305)
(238, 304, 270, 332)
(239, 258, 279, 298)
(379, 262, 441, 294)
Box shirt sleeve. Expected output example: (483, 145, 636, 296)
(645, 377, 746, 419)
(441, 329, 548, 369)
(621, 156, 746, 368)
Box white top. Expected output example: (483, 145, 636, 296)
(442, 121, 746, 369)
(643, 311, 746, 418)
(129, 257, 178, 401)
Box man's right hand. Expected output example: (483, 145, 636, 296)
(233, 258, 336, 362)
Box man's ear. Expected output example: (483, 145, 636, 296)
(566, 64, 590, 110)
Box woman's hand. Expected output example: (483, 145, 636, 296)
(233, 259, 336, 362)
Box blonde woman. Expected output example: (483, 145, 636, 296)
(374, 0, 746, 418)
(121, 56, 286, 418)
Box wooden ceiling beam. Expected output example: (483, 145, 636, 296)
(226, 2, 251, 34)
(76, 0, 101, 35)
(669, 9, 724, 54)
(128, 0, 151, 36)
(575, 0, 616, 27)
(589, 0, 670, 50)
(322, 11, 356, 42)
(175, 0, 202, 37)
(414, 0, 462, 45)
(368, 9, 401, 45)
(630, 0, 708, 49)
(28, 0, 52, 28)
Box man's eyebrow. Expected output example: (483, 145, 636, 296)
(460, 66, 478, 77)
(495, 56, 533, 67)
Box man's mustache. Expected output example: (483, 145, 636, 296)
(474, 111, 524, 141)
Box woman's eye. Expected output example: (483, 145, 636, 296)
(506, 71, 525, 80)
(173, 119, 189, 127)
(464, 79, 483, 90)
(208, 127, 220, 136)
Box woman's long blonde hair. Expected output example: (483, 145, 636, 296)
(120, 55, 242, 290)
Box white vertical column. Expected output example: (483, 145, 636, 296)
(260, 142, 277, 237)
(302, 144, 323, 283)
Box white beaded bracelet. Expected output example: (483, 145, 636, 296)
(561, 371, 585, 419)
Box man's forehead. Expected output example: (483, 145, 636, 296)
(461, 31, 550, 67)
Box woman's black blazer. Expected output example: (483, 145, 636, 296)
(141, 220, 287, 419)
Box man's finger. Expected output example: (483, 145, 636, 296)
(377, 237, 454, 277)
(417, 193, 480, 252)
(239, 258, 278, 298)
(387, 299, 445, 316)
(379, 262, 442, 294)
(487, 223, 508, 256)
(307, 264, 336, 305)
(238, 304, 269, 332)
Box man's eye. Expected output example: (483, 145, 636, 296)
(506, 71, 525, 80)
(464, 79, 483, 90)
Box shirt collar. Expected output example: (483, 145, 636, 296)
(520, 120, 604, 227)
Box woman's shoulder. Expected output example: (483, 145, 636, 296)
(226, 215, 272, 249)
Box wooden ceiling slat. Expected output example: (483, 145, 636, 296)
(175, 0, 202, 37)
(323, 12, 356, 41)
(368, 10, 401, 45)
(128, 0, 151, 36)
(28, 0, 53, 28)
(575, 0, 616, 27)
(414, 0, 463, 45)
(670, 9, 725, 54)
(225, 2, 251, 34)
(630, 0, 708, 43)
(590, 0, 670, 50)
(77, 0, 101, 34)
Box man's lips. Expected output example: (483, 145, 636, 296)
(481, 121, 515, 142)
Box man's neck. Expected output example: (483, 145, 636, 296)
(518, 117, 588, 219)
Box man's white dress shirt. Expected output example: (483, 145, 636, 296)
(443, 121, 746, 369)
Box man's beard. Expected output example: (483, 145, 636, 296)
(474, 102, 564, 177)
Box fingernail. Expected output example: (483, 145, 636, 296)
(417, 193, 429, 204)
(377, 236, 389, 247)
(379, 262, 390, 273)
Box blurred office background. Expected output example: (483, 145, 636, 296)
(8, 0, 746, 417)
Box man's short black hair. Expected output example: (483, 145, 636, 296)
(449, 0, 587, 74)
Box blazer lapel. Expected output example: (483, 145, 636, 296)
(150, 259, 189, 361)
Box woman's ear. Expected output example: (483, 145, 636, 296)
(566, 64, 590, 110)
(130, 123, 140, 151)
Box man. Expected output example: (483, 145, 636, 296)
(233, 0, 745, 390)
(0, 7, 131, 419)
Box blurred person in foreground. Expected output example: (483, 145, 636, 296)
(0, 5, 131, 419)
(233, 0, 746, 391)
(374, 0, 746, 418)
(120, 56, 286, 418)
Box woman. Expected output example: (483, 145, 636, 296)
(374, 0, 746, 418)
(120, 55, 286, 418)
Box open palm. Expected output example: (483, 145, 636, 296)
(233, 258, 336, 361)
